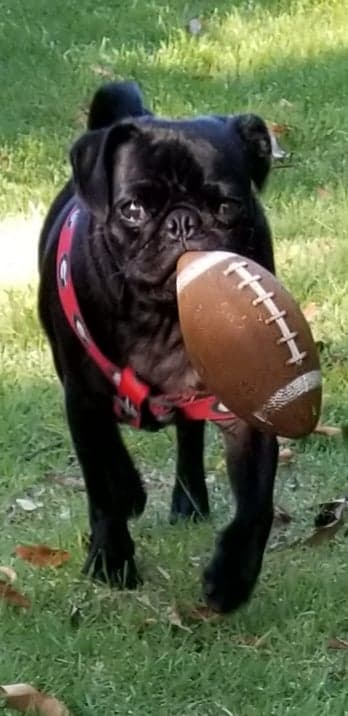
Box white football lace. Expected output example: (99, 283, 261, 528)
(223, 260, 308, 366)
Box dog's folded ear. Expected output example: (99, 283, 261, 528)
(232, 114, 272, 191)
(70, 121, 140, 222)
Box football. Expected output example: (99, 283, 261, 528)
(176, 250, 322, 438)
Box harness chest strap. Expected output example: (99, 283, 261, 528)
(56, 205, 236, 427)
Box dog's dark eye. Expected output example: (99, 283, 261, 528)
(120, 200, 148, 225)
(217, 199, 242, 225)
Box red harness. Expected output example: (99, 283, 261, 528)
(57, 205, 236, 428)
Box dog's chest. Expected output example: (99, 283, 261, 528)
(128, 323, 203, 395)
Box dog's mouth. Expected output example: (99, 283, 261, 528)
(123, 248, 181, 288)
(123, 231, 231, 298)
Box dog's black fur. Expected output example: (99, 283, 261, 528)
(38, 81, 278, 613)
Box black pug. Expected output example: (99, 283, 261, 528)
(38, 81, 278, 613)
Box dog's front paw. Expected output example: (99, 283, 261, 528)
(83, 548, 141, 589)
(202, 532, 263, 614)
(83, 522, 141, 589)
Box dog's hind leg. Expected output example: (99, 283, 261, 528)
(169, 418, 209, 523)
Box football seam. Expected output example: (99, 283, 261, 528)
(177, 252, 307, 366)
(223, 259, 307, 366)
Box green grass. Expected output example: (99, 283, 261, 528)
(1, 1, 348, 714)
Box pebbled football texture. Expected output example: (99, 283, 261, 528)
(177, 250, 322, 438)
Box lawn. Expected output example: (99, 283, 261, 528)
(1, 0, 348, 714)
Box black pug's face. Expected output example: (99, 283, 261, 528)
(70, 116, 271, 301)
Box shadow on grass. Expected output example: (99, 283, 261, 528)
(0, 370, 177, 486)
(1, 0, 347, 212)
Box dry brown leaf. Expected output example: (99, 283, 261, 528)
(304, 498, 347, 546)
(167, 605, 192, 633)
(328, 637, 348, 650)
(0, 684, 70, 716)
(302, 302, 319, 323)
(304, 521, 343, 546)
(268, 131, 289, 160)
(45, 472, 85, 491)
(185, 605, 220, 622)
(15, 544, 70, 568)
(267, 121, 291, 136)
(0, 566, 17, 583)
(0, 581, 31, 608)
(314, 498, 347, 527)
(273, 505, 292, 527)
(314, 424, 342, 437)
(279, 447, 295, 463)
(305, 521, 342, 546)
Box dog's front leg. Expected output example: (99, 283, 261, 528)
(64, 379, 146, 588)
(203, 421, 278, 613)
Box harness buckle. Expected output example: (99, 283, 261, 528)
(113, 395, 141, 427)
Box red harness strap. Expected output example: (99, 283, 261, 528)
(57, 206, 236, 428)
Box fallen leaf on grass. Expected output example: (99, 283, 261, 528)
(184, 605, 220, 622)
(45, 472, 85, 491)
(0, 566, 17, 583)
(302, 301, 319, 323)
(0, 581, 31, 608)
(279, 447, 295, 463)
(273, 505, 292, 527)
(304, 498, 348, 546)
(268, 130, 289, 160)
(15, 498, 43, 512)
(267, 121, 291, 136)
(167, 605, 192, 633)
(15, 545, 70, 568)
(314, 424, 343, 437)
(0, 684, 70, 716)
(328, 637, 348, 650)
(314, 498, 348, 528)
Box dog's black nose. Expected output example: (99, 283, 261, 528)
(165, 208, 200, 241)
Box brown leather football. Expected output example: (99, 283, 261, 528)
(177, 250, 322, 438)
